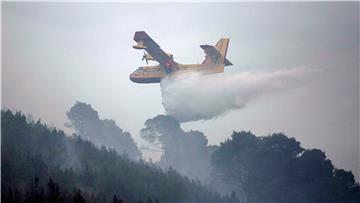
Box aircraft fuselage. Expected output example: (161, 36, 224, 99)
(129, 64, 224, 84)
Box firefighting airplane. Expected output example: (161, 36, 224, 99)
(130, 31, 232, 83)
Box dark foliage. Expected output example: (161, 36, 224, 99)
(211, 131, 360, 203)
(3, 109, 358, 203)
(1, 110, 226, 203)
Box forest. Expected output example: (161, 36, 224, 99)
(1, 110, 229, 203)
(2, 103, 360, 203)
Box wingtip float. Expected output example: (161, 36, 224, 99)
(130, 31, 233, 84)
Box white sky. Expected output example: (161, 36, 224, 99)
(2, 2, 359, 179)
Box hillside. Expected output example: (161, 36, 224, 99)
(1, 110, 229, 203)
(2, 108, 359, 203)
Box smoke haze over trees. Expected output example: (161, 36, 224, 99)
(66, 101, 141, 160)
(139, 115, 360, 202)
(1, 110, 227, 203)
(140, 115, 214, 183)
(2, 104, 360, 202)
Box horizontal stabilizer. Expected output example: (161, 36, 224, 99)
(224, 58, 233, 66)
(200, 45, 221, 61)
(200, 44, 232, 66)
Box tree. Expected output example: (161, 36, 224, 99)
(211, 131, 360, 202)
(47, 178, 63, 203)
(66, 102, 141, 160)
(73, 189, 86, 203)
(25, 176, 46, 203)
(140, 115, 213, 183)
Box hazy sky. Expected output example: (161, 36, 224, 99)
(2, 2, 359, 179)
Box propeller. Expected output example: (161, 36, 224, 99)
(142, 52, 148, 65)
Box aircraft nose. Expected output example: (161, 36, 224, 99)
(129, 72, 139, 83)
(130, 75, 136, 82)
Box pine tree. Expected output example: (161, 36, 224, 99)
(73, 189, 86, 203)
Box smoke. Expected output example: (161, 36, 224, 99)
(66, 101, 141, 160)
(161, 67, 313, 122)
(140, 115, 213, 183)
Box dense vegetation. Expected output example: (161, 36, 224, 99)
(2, 108, 360, 203)
(1, 110, 229, 203)
(211, 131, 360, 203)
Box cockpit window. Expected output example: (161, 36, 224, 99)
(136, 67, 144, 71)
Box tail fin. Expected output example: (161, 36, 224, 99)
(201, 38, 233, 66)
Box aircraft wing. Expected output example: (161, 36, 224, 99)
(133, 31, 175, 67)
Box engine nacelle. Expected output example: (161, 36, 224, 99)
(133, 41, 147, 49)
(142, 53, 154, 61)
